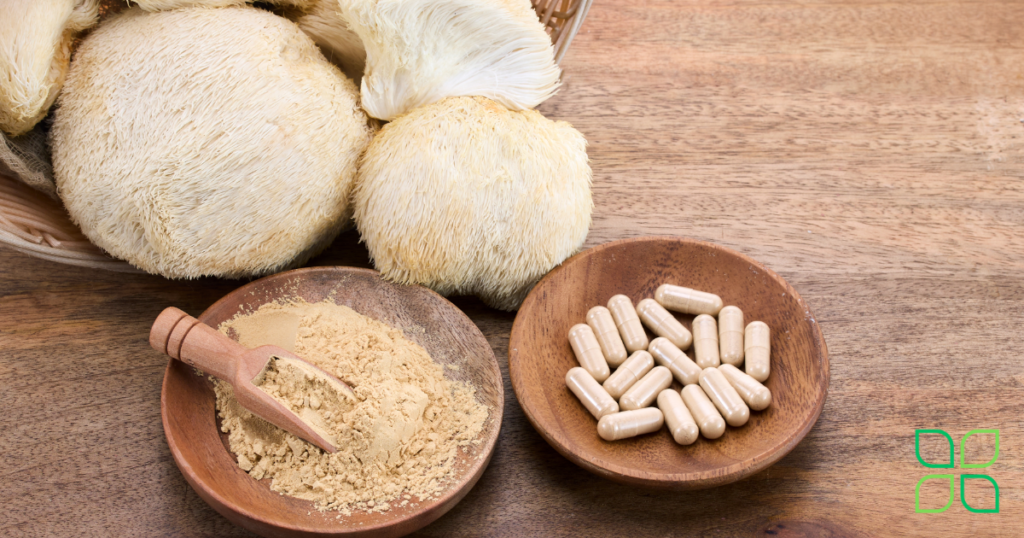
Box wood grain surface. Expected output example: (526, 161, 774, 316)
(2, 0, 1023, 536)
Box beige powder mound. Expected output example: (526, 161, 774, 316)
(253, 356, 355, 447)
(214, 299, 488, 514)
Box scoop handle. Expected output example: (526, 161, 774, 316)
(150, 307, 244, 382)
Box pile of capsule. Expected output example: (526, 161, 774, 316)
(565, 284, 773, 444)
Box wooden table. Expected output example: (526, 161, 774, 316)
(3, 1, 1022, 536)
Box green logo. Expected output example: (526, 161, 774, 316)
(914, 429, 999, 513)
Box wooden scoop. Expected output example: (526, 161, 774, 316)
(150, 306, 354, 453)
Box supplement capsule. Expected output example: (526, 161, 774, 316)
(717, 306, 744, 366)
(603, 350, 654, 399)
(648, 337, 701, 386)
(699, 367, 749, 427)
(681, 385, 725, 440)
(608, 295, 649, 353)
(568, 324, 610, 382)
(718, 364, 771, 411)
(566, 367, 619, 420)
(586, 306, 629, 367)
(657, 389, 699, 445)
(691, 314, 721, 368)
(636, 298, 693, 349)
(619, 366, 673, 410)
(655, 284, 724, 316)
(745, 321, 771, 382)
(597, 407, 664, 441)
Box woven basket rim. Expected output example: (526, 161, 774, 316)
(0, 227, 143, 272)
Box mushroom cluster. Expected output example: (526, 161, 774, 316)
(0, 0, 99, 137)
(1, 0, 591, 310)
(341, 0, 562, 121)
(340, 0, 592, 310)
(51, 6, 374, 278)
(354, 96, 591, 310)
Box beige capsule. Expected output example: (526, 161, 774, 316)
(603, 350, 655, 399)
(718, 306, 744, 366)
(681, 385, 725, 440)
(657, 389, 699, 445)
(619, 366, 673, 410)
(566, 367, 619, 420)
(636, 298, 692, 349)
(691, 314, 721, 368)
(586, 305, 628, 367)
(718, 364, 771, 411)
(655, 284, 724, 316)
(745, 321, 771, 382)
(597, 407, 664, 441)
(698, 367, 749, 427)
(568, 324, 610, 382)
(608, 295, 649, 353)
(648, 337, 701, 386)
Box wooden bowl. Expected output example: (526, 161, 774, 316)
(161, 267, 503, 537)
(509, 237, 828, 489)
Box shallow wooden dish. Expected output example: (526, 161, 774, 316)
(161, 267, 503, 537)
(509, 237, 828, 489)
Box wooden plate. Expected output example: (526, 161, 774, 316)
(509, 237, 828, 489)
(161, 267, 503, 537)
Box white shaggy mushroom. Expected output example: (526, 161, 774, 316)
(0, 0, 99, 136)
(342, 0, 561, 121)
(353, 96, 592, 310)
(52, 6, 373, 278)
(291, 0, 365, 82)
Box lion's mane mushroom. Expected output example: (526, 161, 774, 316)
(0, 0, 99, 136)
(342, 0, 561, 121)
(52, 6, 373, 278)
(353, 96, 592, 310)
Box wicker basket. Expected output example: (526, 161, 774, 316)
(534, 0, 593, 64)
(0, 0, 591, 272)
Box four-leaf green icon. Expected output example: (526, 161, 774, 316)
(915, 429, 999, 513)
